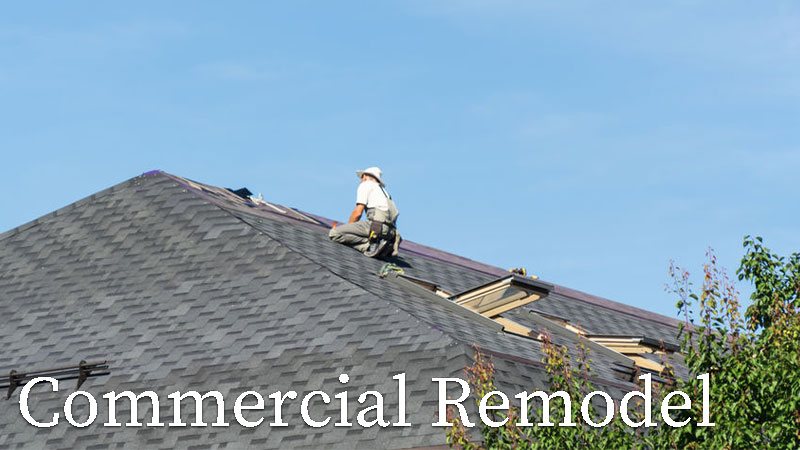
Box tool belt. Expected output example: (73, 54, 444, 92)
(368, 220, 396, 242)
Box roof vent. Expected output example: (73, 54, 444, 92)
(226, 187, 253, 199)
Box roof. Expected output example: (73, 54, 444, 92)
(0, 171, 684, 449)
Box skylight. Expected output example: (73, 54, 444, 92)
(451, 275, 552, 318)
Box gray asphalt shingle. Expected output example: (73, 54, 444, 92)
(0, 171, 683, 449)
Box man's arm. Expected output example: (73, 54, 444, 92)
(348, 204, 365, 223)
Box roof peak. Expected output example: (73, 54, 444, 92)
(1, 170, 681, 332)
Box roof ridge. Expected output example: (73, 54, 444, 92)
(1, 170, 680, 331)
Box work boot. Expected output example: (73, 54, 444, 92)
(378, 241, 394, 259)
(364, 239, 390, 258)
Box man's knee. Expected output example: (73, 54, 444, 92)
(329, 227, 343, 241)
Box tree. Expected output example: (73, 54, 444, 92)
(446, 237, 800, 449)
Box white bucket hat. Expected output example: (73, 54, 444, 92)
(356, 167, 385, 186)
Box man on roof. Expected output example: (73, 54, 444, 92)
(329, 167, 400, 258)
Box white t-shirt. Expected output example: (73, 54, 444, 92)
(356, 180, 389, 212)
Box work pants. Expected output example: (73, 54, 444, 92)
(329, 221, 395, 254)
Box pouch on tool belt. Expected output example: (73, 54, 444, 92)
(369, 221, 384, 240)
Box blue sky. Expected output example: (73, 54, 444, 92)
(2, 1, 798, 318)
